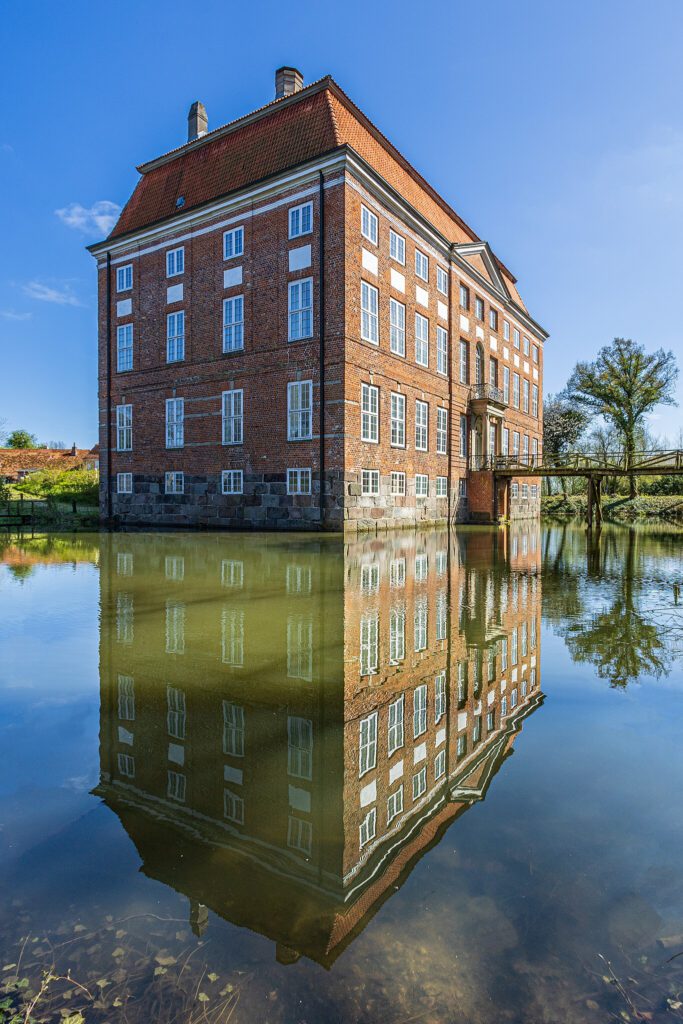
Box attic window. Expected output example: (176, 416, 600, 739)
(175, 196, 185, 209)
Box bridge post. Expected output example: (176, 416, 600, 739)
(595, 477, 603, 528)
(587, 477, 593, 529)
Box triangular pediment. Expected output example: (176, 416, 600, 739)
(454, 242, 510, 300)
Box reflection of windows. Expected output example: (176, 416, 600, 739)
(387, 785, 403, 823)
(521, 622, 528, 658)
(221, 559, 244, 588)
(117, 552, 133, 576)
(167, 770, 186, 802)
(530, 619, 537, 650)
(360, 807, 376, 848)
(165, 555, 184, 581)
(288, 717, 313, 779)
(116, 593, 134, 644)
(457, 661, 468, 705)
(359, 712, 378, 776)
(222, 702, 244, 757)
(414, 597, 428, 652)
(288, 815, 312, 855)
(167, 686, 186, 739)
(286, 564, 312, 594)
(388, 695, 404, 756)
(436, 590, 447, 641)
(511, 628, 518, 665)
(500, 637, 508, 671)
(501, 695, 508, 717)
(487, 710, 495, 732)
(456, 734, 467, 758)
(117, 674, 135, 721)
(487, 646, 496, 682)
(361, 563, 380, 595)
(390, 558, 406, 589)
(165, 601, 185, 655)
(435, 749, 446, 780)
(412, 766, 427, 801)
(117, 752, 135, 778)
(415, 553, 428, 582)
(473, 715, 482, 745)
(436, 550, 447, 576)
(224, 789, 244, 824)
(287, 616, 313, 681)
(221, 608, 244, 666)
(435, 672, 446, 723)
(389, 606, 405, 664)
(521, 676, 528, 698)
(360, 613, 379, 676)
(413, 684, 427, 738)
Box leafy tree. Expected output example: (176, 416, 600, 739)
(542, 391, 588, 493)
(567, 338, 678, 498)
(6, 429, 39, 449)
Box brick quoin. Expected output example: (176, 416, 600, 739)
(89, 70, 548, 533)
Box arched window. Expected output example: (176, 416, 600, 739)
(475, 343, 485, 385)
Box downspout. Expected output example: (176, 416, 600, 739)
(318, 171, 326, 529)
(447, 245, 454, 528)
(105, 252, 113, 522)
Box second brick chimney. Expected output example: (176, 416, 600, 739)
(187, 101, 208, 142)
(275, 67, 304, 99)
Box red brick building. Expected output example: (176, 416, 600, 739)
(89, 69, 548, 531)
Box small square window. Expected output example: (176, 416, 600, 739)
(165, 471, 184, 495)
(361, 469, 380, 495)
(223, 226, 244, 260)
(361, 205, 378, 245)
(222, 469, 243, 495)
(166, 247, 185, 277)
(415, 474, 429, 497)
(287, 468, 311, 495)
(289, 201, 313, 239)
(391, 471, 406, 496)
(116, 264, 133, 292)
(436, 476, 448, 497)
(117, 472, 132, 494)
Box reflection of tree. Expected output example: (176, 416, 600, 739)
(543, 525, 681, 687)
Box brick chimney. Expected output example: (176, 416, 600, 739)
(71, 442, 77, 456)
(187, 101, 208, 142)
(275, 67, 304, 99)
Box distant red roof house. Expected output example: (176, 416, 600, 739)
(0, 445, 99, 482)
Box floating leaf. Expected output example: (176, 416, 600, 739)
(73, 925, 86, 933)
(62, 1014, 85, 1024)
(17, 978, 29, 989)
(112, 948, 125, 959)
(95, 978, 110, 989)
(1, 965, 16, 972)
(115, 929, 126, 939)
(154, 955, 176, 967)
(207, 973, 219, 982)
(198, 993, 209, 1002)
(113, 997, 123, 1007)
(219, 984, 234, 996)
(154, 967, 167, 977)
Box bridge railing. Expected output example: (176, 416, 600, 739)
(475, 449, 683, 474)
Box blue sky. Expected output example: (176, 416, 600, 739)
(2, 0, 683, 446)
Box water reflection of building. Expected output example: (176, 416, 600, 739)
(95, 526, 543, 967)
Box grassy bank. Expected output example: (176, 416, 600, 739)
(542, 493, 683, 522)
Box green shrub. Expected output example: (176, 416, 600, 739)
(14, 468, 99, 506)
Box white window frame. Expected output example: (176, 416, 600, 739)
(117, 323, 133, 372)
(167, 311, 185, 363)
(116, 264, 132, 292)
(390, 471, 406, 496)
(390, 391, 405, 448)
(117, 472, 132, 494)
(436, 476, 448, 497)
(436, 265, 448, 295)
(116, 403, 132, 452)
(359, 711, 378, 776)
(435, 672, 446, 723)
(166, 246, 185, 277)
(388, 694, 404, 756)
(415, 248, 429, 282)
(361, 469, 380, 495)
(503, 365, 510, 404)
(459, 339, 468, 384)
(389, 229, 405, 265)
(289, 201, 313, 239)
(387, 785, 404, 824)
(165, 398, 184, 449)
(288, 716, 313, 780)
(389, 607, 405, 664)
(415, 473, 429, 498)
(361, 280, 379, 344)
(360, 612, 379, 676)
(361, 204, 378, 245)
(288, 278, 313, 341)
(223, 295, 244, 352)
(415, 400, 428, 451)
(359, 807, 376, 848)
(412, 766, 427, 801)
(222, 470, 243, 495)
(523, 378, 530, 413)
(513, 373, 520, 408)
(436, 326, 448, 375)
(514, 327, 521, 349)
(435, 749, 446, 780)
(361, 383, 379, 443)
(165, 471, 184, 495)
(287, 468, 312, 495)
(222, 389, 244, 445)
(415, 312, 429, 366)
(390, 298, 406, 356)
(436, 407, 448, 455)
(288, 380, 313, 441)
(223, 225, 244, 260)
(503, 319, 510, 341)
(532, 384, 539, 417)
(223, 788, 244, 824)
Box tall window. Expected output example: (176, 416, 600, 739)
(116, 404, 132, 451)
(459, 339, 468, 383)
(412, 767, 427, 800)
(532, 437, 539, 464)
(437, 266, 448, 295)
(223, 295, 244, 352)
(413, 684, 427, 738)
(390, 298, 406, 356)
(390, 392, 405, 447)
(222, 389, 244, 445)
(360, 614, 379, 676)
(503, 366, 510, 404)
(117, 674, 135, 720)
(523, 379, 530, 413)
(513, 431, 520, 456)
(288, 279, 313, 341)
(166, 247, 184, 277)
(415, 400, 428, 451)
(360, 807, 376, 847)
(388, 695, 404, 755)
(415, 249, 429, 281)
(532, 384, 539, 417)
(390, 229, 405, 264)
(489, 308, 498, 331)
(387, 785, 404, 823)
(221, 608, 244, 666)
(475, 296, 484, 321)
(415, 313, 429, 366)
(289, 201, 312, 238)
(361, 205, 378, 244)
(167, 686, 186, 738)
(502, 427, 509, 455)
(288, 380, 313, 440)
(167, 311, 185, 362)
(361, 281, 379, 344)
(437, 327, 448, 375)
(117, 324, 133, 372)
(389, 608, 405, 664)
(361, 383, 379, 443)
(359, 711, 378, 774)
(436, 407, 448, 454)
(503, 319, 510, 341)
(460, 283, 470, 309)
(165, 398, 184, 448)
(414, 596, 428, 651)
(489, 357, 498, 388)
(435, 672, 447, 723)
(513, 373, 520, 408)
(165, 601, 185, 654)
(116, 264, 132, 292)
(223, 226, 244, 259)
(460, 414, 468, 458)
(513, 327, 520, 349)
(475, 343, 485, 385)
(288, 717, 313, 780)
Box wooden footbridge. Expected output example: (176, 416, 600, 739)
(483, 450, 683, 527)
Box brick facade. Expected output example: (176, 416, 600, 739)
(90, 73, 547, 532)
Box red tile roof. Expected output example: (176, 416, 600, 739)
(0, 448, 98, 481)
(105, 77, 519, 290)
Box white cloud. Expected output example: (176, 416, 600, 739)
(0, 309, 32, 321)
(55, 199, 121, 235)
(23, 281, 83, 307)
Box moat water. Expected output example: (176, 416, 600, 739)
(1, 524, 683, 1023)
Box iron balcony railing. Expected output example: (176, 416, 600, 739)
(469, 383, 507, 406)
